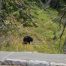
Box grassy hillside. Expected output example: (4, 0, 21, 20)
(0, 0, 66, 53)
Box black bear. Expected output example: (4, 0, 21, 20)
(23, 36, 33, 44)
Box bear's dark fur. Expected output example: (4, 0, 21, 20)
(23, 36, 33, 44)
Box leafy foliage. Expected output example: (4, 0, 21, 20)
(1, 0, 37, 27)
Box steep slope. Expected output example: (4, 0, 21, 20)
(0, 0, 66, 53)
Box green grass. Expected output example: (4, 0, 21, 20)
(0, 1, 65, 54)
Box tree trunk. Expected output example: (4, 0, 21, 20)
(58, 25, 65, 52)
(0, 0, 2, 10)
(60, 25, 65, 39)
